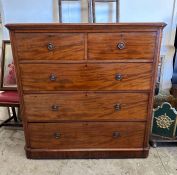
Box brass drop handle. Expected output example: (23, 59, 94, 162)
(51, 105, 59, 111)
(117, 42, 125, 50)
(54, 132, 61, 139)
(49, 73, 57, 81)
(115, 74, 123, 81)
(114, 104, 121, 111)
(47, 43, 55, 51)
(112, 131, 120, 138)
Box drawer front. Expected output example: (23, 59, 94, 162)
(15, 33, 85, 60)
(24, 92, 148, 121)
(29, 122, 145, 149)
(88, 32, 156, 60)
(20, 63, 152, 91)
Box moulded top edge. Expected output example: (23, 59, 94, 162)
(5, 22, 167, 31)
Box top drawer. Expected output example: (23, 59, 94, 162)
(88, 32, 156, 60)
(15, 33, 85, 60)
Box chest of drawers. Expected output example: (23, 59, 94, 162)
(7, 23, 166, 159)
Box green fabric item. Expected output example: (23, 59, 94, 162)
(152, 102, 177, 138)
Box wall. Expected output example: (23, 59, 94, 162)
(0, 0, 54, 40)
(120, 0, 176, 95)
(0, 0, 176, 94)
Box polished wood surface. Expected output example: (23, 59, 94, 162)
(7, 23, 166, 159)
(88, 32, 156, 60)
(29, 122, 145, 149)
(16, 33, 85, 60)
(24, 92, 148, 121)
(25, 148, 149, 159)
(20, 63, 152, 91)
(6, 23, 166, 30)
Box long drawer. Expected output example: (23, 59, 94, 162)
(28, 122, 145, 149)
(24, 92, 148, 121)
(88, 32, 156, 60)
(20, 63, 152, 91)
(15, 33, 85, 60)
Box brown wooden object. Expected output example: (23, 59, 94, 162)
(6, 23, 166, 159)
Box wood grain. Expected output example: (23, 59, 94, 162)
(88, 32, 156, 60)
(24, 92, 148, 121)
(28, 122, 145, 149)
(15, 33, 85, 60)
(25, 148, 149, 159)
(20, 63, 152, 91)
(6, 23, 166, 31)
(7, 23, 166, 159)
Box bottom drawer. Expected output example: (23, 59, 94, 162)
(28, 122, 145, 149)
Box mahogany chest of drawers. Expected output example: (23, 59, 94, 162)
(7, 23, 166, 159)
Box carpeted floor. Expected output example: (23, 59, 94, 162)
(0, 127, 177, 175)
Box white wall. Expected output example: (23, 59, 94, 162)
(0, 0, 176, 94)
(120, 0, 176, 95)
(120, 0, 173, 44)
(0, 0, 54, 40)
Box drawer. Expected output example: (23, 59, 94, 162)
(20, 63, 152, 91)
(28, 122, 145, 149)
(88, 32, 156, 60)
(24, 92, 148, 121)
(15, 33, 85, 60)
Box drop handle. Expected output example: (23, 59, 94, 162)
(112, 131, 121, 138)
(54, 132, 61, 139)
(117, 42, 126, 50)
(115, 74, 122, 81)
(49, 73, 57, 81)
(47, 43, 55, 51)
(114, 104, 121, 111)
(51, 105, 59, 111)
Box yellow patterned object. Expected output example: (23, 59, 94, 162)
(155, 113, 175, 130)
(152, 102, 177, 138)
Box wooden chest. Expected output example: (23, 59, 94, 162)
(6, 23, 166, 159)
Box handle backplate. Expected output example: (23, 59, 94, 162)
(54, 132, 61, 139)
(49, 73, 57, 81)
(115, 74, 123, 81)
(117, 42, 126, 50)
(47, 43, 55, 51)
(112, 131, 120, 138)
(114, 104, 121, 111)
(51, 105, 59, 111)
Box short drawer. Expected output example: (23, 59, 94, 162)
(15, 33, 85, 60)
(20, 63, 152, 91)
(28, 122, 145, 149)
(88, 32, 156, 60)
(24, 92, 148, 121)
